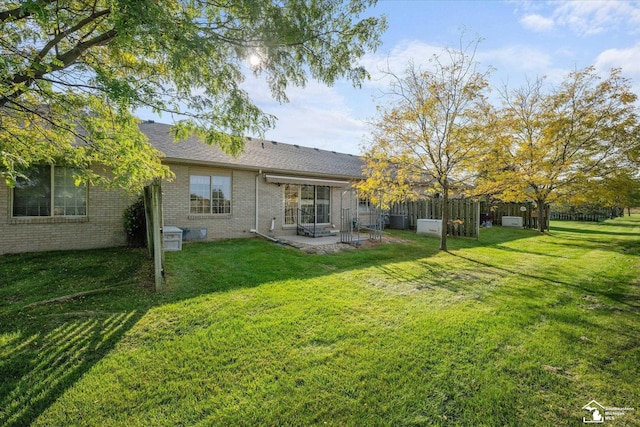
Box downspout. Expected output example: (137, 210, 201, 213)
(251, 170, 283, 244)
(255, 169, 261, 232)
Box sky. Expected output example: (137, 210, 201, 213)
(141, 0, 640, 155)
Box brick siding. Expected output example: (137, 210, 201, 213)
(162, 162, 353, 240)
(1, 161, 357, 254)
(163, 163, 286, 239)
(0, 179, 134, 255)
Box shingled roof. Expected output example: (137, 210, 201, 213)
(140, 121, 364, 180)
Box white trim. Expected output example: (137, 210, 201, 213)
(11, 165, 88, 219)
(188, 173, 232, 216)
(265, 174, 350, 187)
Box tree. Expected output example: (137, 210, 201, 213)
(561, 169, 640, 217)
(359, 39, 492, 251)
(1, 0, 386, 191)
(475, 67, 639, 232)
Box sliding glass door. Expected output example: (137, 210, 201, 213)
(283, 184, 331, 225)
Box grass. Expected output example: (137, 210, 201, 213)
(1, 217, 639, 426)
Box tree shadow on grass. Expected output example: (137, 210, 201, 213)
(524, 238, 637, 258)
(547, 223, 640, 258)
(0, 310, 142, 426)
(444, 249, 640, 368)
(0, 248, 152, 427)
(596, 218, 640, 228)
(551, 226, 640, 237)
(498, 218, 640, 257)
(448, 252, 640, 313)
(0, 238, 443, 426)
(161, 234, 443, 298)
(0, 223, 626, 425)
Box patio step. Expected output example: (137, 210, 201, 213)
(300, 228, 335, 238)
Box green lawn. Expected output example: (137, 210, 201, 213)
(1, 217, 639, 426)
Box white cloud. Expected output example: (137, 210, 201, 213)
(242, 76, 368, 154)
(363, 39, 558, 88)
(360, 39, 570, 108)
(589, 47, 640, 114)
(479, 45, 552, 73)
(261, 102, 366, 155)
(595, 43, 640, 75)
(516, 1, 640, 36)
(359, 40, 444, 89)
(520, 14, 555, 32)
(553, 1, 640, 36)
(242, 70, 351, 109)
(283, 80, 347, 107)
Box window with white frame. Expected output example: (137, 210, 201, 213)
(190, 175, 231, 214)
(358, 196, 371, 212)
(284, 184, 298, 225)
(12, 165, 87, 217)
(283, 184, 331, 225)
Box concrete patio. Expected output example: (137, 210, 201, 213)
(275, 234, 342, 247)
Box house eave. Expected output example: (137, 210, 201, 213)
(264, 174, 351, 187)
(161, 157, 363, 181)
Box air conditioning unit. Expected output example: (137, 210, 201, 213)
(389, 214, 410, 230)
(183, 227, 207, 241)
(163, 226, 183, 251)
(502, 216, 523, 227)
(417, 219, 442, 237)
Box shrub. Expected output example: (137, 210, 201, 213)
(123, 196, 147, 247)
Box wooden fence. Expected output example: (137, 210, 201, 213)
(550, 208, 623, 222)
(390, 198, 480, 238)
(143, 177, 165, 291)
(389, 199, 551, 237)
(481, 202, 549, 230)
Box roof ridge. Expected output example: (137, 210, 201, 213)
(139, 120, 358, 157)
(138, 121, 364, 178)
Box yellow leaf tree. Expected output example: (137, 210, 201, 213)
(475, 67, 640, 232)
(559, 169, 640, 217)
(359, 39, 492, 251)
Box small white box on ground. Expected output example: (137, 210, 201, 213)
(502, 216, 523, 227)
(163, 226, 183, 251)
(417, 219, 442, 237)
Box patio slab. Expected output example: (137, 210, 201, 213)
(275, 234, 342, 246)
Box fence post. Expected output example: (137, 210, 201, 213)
(475, 201, 480, 239)
(143, 178, 164, 292)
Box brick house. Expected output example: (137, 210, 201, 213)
(0, 121, 365, 255)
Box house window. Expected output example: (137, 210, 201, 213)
(284, 184, 298, 225)
(300, 184, 315, 223)
(358, 197, 371, 212)
(283, 184, 331, 225)
(12, 165, 87, 217)
(190, 175, 231, 214)
(316, 186, 330, 223)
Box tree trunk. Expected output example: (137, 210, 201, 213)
(440, 181, 449, 251)
(536, 198, 545, 233)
